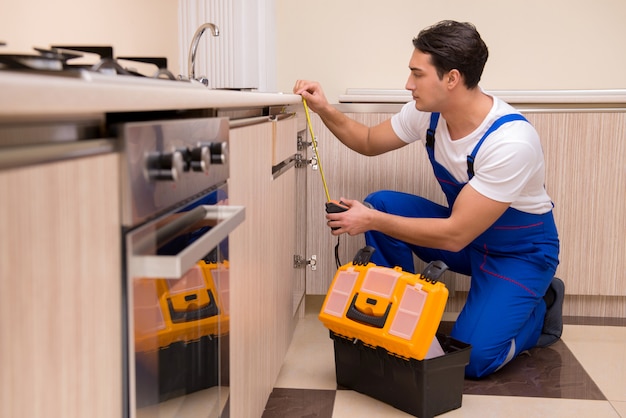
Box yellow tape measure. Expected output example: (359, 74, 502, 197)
(302, 98, 331, 202)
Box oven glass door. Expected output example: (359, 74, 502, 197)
(125, 189, 244, 418)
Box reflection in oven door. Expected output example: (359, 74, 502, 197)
(126, 189, 243, 418)
(133, 262, 230, 407)
(119, 115, 240, 418)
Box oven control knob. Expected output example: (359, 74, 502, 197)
(205, 141, 228, 165)
(145, 150, 184, 181)
(188, 145, 211, 173)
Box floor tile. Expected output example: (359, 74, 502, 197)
(332, 390, 416, 417)
(440, 395, 620, 418)
(273, 297, 336, 390)
(333, 392, 621, 418)
(562, 324, 626, 402)
(462, 340, 604, 400)
(611, 400, 626, 416)
(262, 388, 335, 418)
(269, 296, 626, 418)
(436, 322, 604, 400)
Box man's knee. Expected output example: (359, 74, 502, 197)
(364, 190, 393, 210)
(465, 351, 499, 379)
(462, 339, 515, 379)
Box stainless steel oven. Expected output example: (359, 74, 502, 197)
(118, 116, 243, 418)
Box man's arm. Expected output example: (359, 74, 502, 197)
(293, 80, 406, 156)
(330, 184, 510, 252)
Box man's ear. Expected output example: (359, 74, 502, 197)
(447, 69, 461, 89)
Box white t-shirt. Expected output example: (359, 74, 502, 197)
(391, 95, 553, 214)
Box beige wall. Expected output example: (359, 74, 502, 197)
(0, 0, 180, 73)
(276, 0, 626, 102)
(3, 0, 625, 102)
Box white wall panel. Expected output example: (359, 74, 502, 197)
(178, 0, 276, 91)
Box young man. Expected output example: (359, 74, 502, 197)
(293, 20, 563, 379)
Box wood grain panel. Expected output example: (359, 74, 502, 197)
(272, 115, 298, 166)
(229, 118, 299, 418)
(526, 112, 626, 296)
(305, 109, 626, 316)
(0, 154, 122, 418)
(446, 292, 626, 318)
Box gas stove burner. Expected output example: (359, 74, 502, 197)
(0, 43, 180, 81)
(116, 56, 176, 80)
(51, 46, 175, 78)
(35, 47, 83, 61)
(50, 45, 114, 60)
(0, 46, 83, 71)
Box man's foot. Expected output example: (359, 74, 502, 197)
(536, 277, 565, 347)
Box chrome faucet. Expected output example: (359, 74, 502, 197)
(188, 22, 219, 85)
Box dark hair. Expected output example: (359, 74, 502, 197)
(412, 20, 488, 89)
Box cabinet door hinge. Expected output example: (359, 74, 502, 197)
(294, 254, 317, 270)
(294, 153, 317, 170)
(297, 133, 312, 150)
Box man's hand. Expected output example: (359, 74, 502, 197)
(293, 80, 330, 114)
(325, 198, 374, 236)
(292, 79, 406, 156)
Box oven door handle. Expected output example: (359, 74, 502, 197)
(130, 205, 245, 278)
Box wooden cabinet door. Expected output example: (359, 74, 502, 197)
(228, 117, 299, 418)
(526, 112, 626, 296)
(0, 154, 122, 418)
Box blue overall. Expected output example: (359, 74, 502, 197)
(364, 113, 560, 378)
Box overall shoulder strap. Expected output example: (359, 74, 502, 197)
(467, 113, 529, 179)
(426, 112, 440, 148)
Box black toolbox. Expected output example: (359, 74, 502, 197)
(330, 330, 471, 418)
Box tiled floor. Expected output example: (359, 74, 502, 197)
(263, 296, 626, 418)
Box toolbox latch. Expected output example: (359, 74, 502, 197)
(352, 245, 375, 266)
(420, 260, 449, 283)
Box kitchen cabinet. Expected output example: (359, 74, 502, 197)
(0, 153, 122, 418)
(0, 66, 307, 417)
(0, 112, 304, 418)
(228, 116, 303, 418)
(305, 109, 626, 318)
(524, 112, 626, 302)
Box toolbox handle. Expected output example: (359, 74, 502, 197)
(167, 289, 219, 323)
(346, 293, 391, 328)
